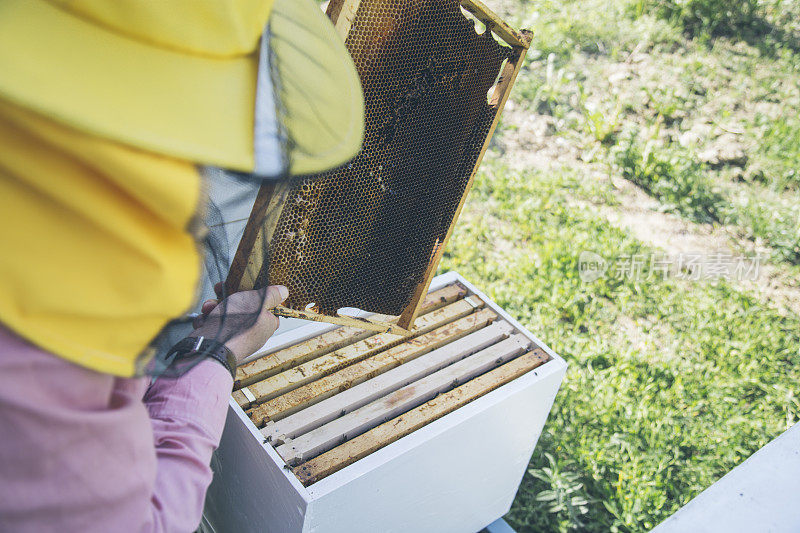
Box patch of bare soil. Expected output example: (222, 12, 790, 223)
(497, 69, 800, 317)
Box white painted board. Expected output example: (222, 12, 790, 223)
(203, 401, 309, 533)
(653, 422, 800, 533)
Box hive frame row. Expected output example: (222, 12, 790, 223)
(233, 280, 547, 482)
(240, 271, 555, 479)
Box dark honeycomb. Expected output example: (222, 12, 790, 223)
(260, 0, 512, 316)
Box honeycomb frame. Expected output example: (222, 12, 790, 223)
(226, 0, 532, 332)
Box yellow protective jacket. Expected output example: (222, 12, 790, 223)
(0, 99, 202, 377)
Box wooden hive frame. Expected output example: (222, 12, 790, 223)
(225, 0, 532, 333)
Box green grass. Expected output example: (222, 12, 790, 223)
(440, 163, 800, 532)
(752, 115, 800, 190)
(632, 0, 800, 56)
(612, 128, 725, 223)
(612, 130, 800, 264)
(508, 0, 800, 266)
(724, 186, 800, 265)
(436, 0, 800, 529)
(637, 0, 763, 40)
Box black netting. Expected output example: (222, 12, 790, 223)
(146, 171, 268, 377)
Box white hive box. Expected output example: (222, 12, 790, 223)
(203, 271, 566, 533)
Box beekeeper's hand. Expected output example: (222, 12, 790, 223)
(191, 283, 288, 363)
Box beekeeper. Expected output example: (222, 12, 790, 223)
(0, 0, 363, 531)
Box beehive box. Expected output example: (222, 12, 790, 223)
(203, 272, 566, 532)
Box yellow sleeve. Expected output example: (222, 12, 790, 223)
(0, 98, 202, 377)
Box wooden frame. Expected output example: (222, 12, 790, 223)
(225, 0, 533, 332)
(396, 20, 532, 330)
(276, 333, 535, 465)
(232, 295, 486, 409)
(262, 319, 514, 442)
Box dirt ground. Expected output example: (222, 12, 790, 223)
(491, 39, 800, 316)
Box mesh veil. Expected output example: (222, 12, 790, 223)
(144, 22, 294, 378)
(145, 172, 273, 377)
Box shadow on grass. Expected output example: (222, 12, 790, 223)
(721, 17, 800, 57)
